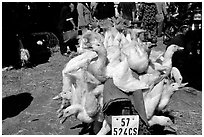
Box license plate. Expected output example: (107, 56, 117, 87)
(112, 115, 139, 135)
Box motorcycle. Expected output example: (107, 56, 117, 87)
(98, 4, 202, 135)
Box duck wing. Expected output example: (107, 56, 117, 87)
(112, 57, 149, 92)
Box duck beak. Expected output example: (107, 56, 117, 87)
(178, 46, 184, 50)
(178, 82, 188, 89)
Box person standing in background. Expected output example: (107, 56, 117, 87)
(92, 2, 115, 20)
(57, 3, 78, 56)
(57, 3, 70, 55)
(65, 3, 79, 54)
(118, 2, 136, 21)
(155, 2, 168, 37)
(68, 3, 78, 30)
(90, 2, 98, 16)
(77, 2, 92, 29)
(139, 2, 158, 45)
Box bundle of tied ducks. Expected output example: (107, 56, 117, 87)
(53, 25, 188, 134)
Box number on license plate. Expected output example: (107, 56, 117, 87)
(112, 115, 139, 135)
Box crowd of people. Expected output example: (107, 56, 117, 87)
(3, 2, 199, 68)
(57, 2, 169, 56)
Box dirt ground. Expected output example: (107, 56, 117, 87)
(2, 38, 202, 135)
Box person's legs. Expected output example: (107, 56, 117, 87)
(143, 23, 157, 44)
(151, 24, 157, 44)
(60, 42, 68, 55)
(157, 20, 164, 37)
(56, 29, 67, 55)
(141, 3, 157, 44)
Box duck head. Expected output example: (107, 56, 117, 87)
(164, 44, 184, 58)
(85, 42, 107, 57)
(169, 44, 184, 52)
(80, 31, 104, 49)
(168, 82, 188, 93)
(149, 115, 173, 127)
(169, 82, 180, 91)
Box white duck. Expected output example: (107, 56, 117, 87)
(125, 31, 132, 42)
(53, 51, 100, 113)
(103, 27, 120, 49)
(79, 30, 104, 49)
(87, 33, 149, 92)
(55, 31, 105, 102)
(58, 86, 99, 124)
(122, 40, 149, 74)
(162, 44, 184, 74)
(170, 67, 184, 85)
(80, 30, 124, 83)
(147, 44, 184, 75)
(148, 115, 173, 127)
(143, 78, 165, 120)
(149, 50, 164, 64)
(105, 30, 123, 62)
(157, 79, 188, 111)
(58, 68, 104, 124)
(139, 73, 161, 86)
(53, 51, 96, 95)
(111, 51, 149, 93)
(105, 31, 124, 78)
(87, 39, 108, 83)
(62, 51, 97, 74)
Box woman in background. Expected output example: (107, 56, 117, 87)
(57, 2, 78, 56)
(155, 2, 168, 37)
(118, 2, 136, 21)
(92, 2, 115, 20)
(139, 2, 158, 45)
(77, 2, 92, 29)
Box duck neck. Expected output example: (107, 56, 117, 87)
(164, 48, 175, 61)
(163, 50, 175, 65)
(95, 48, 107, 67)
(136, 45, 144, 57)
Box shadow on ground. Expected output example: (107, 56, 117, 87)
(2, 92, 33, 120)
(70, 121, 102, 135)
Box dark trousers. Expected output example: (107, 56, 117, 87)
(56, 29, 67, 54)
